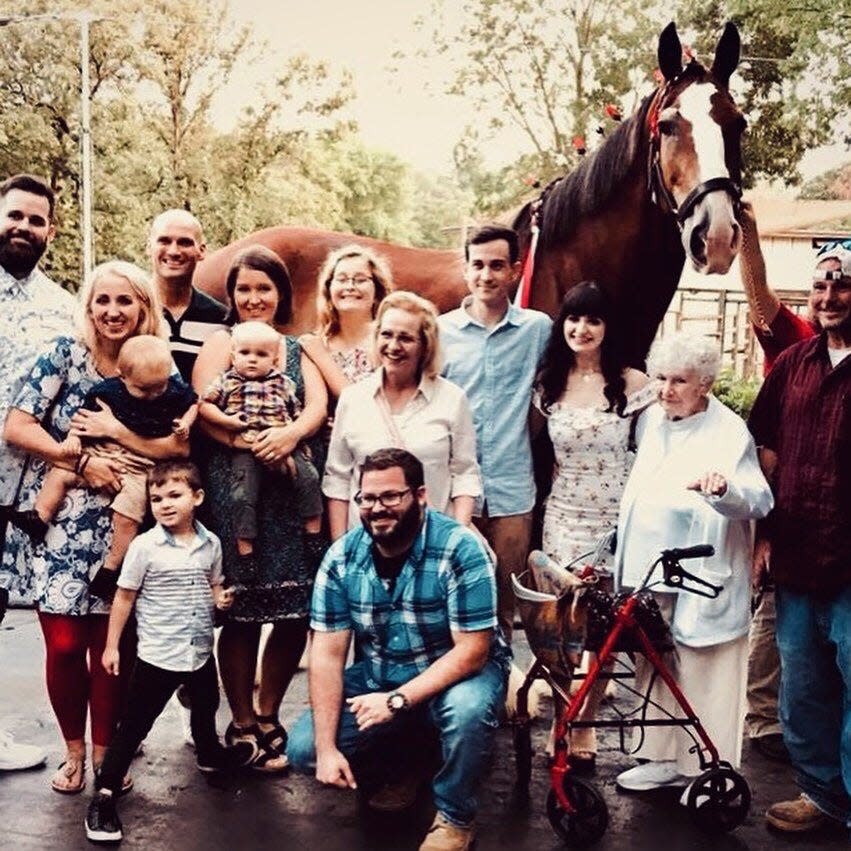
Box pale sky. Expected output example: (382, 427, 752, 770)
(214, 0, 470, 174)
(214, 0, 845, 182)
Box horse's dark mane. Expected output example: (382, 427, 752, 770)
(530, 95, 653, 251)
(515, 62, 719, 252)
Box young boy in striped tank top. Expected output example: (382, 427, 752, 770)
(85, 460, 256, 844)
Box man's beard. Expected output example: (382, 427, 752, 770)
(0, 231, 47, 279)
(362, 498, 422, 548)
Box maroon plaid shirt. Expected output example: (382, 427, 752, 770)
(749, 334, 851, 594)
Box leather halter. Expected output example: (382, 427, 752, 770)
(646, 76, 742, 230)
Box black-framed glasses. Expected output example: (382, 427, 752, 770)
(353, 488, 411, 509)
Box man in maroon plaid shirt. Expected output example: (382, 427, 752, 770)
(748, 241, 851, 836)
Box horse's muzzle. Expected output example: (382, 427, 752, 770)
(683, 187, 741, 274)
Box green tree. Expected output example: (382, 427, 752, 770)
(678, 0, 850, 185)
(0, 1, 135, 286)
(799, 162, 851, 201)
(411, 0, 668, 207)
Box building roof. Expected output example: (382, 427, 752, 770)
(747, 193, 851, 236)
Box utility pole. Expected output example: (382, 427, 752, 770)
(0, 11, 102, 278)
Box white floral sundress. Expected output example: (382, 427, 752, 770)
(540, 384, 656, 570)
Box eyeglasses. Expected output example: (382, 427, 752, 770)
(332, 274, 373, 286)
(353, 488, 411, 509)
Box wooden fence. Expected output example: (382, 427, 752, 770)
(659, 287, 810, 378)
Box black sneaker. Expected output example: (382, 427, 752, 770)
(196, 740, 257, 774)
(85, 790, 123, 843)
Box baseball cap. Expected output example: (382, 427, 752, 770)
(815, 239, 851, 279)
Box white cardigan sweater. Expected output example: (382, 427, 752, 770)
(614, 396, 774, 647)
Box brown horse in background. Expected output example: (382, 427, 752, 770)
(193, 227, 468, 334)
(194, 23, 745, 364)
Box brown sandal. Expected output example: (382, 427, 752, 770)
(51, 756, 86, 794)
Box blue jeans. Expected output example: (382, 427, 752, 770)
(287, 659, 506, 825)
(776, 586, 851, 825)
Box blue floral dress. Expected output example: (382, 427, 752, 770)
(0, 337, 114, 615)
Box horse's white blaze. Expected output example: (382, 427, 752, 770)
(679, 83, 729, 182)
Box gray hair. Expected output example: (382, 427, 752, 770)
(646, 332, 721, 386)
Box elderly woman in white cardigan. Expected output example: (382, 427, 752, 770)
(613, 332, 774, 793)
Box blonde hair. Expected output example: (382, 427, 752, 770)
(117, 335, 172, 382)
(76, 261, 167, 353)
(316, 244, 393, 340)
(374, 291, 441, 380)
(231, 320, 281, 349)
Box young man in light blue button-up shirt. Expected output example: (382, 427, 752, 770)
(439, 225, 551, 642)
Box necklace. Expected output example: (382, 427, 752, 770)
(577, 369, 601, 383)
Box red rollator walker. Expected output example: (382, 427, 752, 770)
(511, 542, 751, 846)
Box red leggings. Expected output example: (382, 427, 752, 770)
(37, 611, 135, 748)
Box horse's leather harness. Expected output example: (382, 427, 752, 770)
(646, 69, 742, 230)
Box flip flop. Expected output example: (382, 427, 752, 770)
(51, 757, 86, 794)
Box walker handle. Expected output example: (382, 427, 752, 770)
(659, 544, 721, 598)
(661, 544, 715, 560)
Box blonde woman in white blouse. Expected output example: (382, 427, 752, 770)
(323, 291, 482, 539)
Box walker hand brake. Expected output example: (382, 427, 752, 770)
(659, 545, 721, 598)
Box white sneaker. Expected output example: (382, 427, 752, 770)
(170, 690, 194, 749)
(0, 730, 47, 770)
(616, 760, 687, 791)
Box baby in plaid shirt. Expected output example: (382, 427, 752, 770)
(199, 321, 321, 558)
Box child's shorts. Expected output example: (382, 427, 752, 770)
(88, 440, 153, 523)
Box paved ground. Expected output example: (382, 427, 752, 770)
(1, 608, 846, 850)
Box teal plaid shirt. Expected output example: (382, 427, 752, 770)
(311, 508, 511, 689)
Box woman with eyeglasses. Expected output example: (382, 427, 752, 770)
(299, 244, 391, 404)
(323, 291, 482, 541)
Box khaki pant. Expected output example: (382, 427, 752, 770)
(745, 589, 781, 738)
(473, 510, 533, 644)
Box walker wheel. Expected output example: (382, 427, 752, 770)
(546, 775, 608, 847)
(686, 765, 751, 834)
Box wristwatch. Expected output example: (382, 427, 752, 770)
(386, 691, 409, 714)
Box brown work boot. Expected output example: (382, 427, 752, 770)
(766, 794, 830, 832)
(419, 813, 475, 850)
(367, 772, 422, 812)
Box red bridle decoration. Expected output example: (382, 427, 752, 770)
(515, 206, 540, 309)
(647, 85, 667, 142)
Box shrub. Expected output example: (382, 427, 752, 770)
(712, 368, 762, 418)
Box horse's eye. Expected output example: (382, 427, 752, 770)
(658, 119, 676, 137)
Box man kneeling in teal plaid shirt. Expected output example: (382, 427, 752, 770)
(288, 447, 510, 851)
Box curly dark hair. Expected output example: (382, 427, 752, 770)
(534, 281, 628, 415)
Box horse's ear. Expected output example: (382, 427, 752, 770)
(711, 22, 740, 86)
(658, 22, 682, 82)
